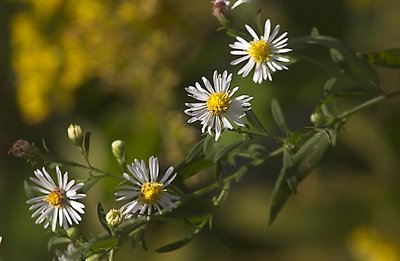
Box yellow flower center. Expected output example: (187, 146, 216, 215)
(140, 182, 163, 205)
(46, 189, 63, 207)
(206, 92, 231, 115)
(248, 39, 270, 64)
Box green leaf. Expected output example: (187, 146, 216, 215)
(97, 203, 112, 235)
(47, 235, 71, 252)
(310, 27, 320, 37)
(87, 238, 118, 252)
(80, 177, 100, 193)
(269, 130, 332, 225)
(42, 138, 51, 154)
(135, 230, 148, 251)
(213, 140, 243, 163)
(323, 77, 336, 97)
(155, 236, 193, 253)
(361, 48, 400, 68)
(83, 131, 91, 156)
(186, 138, 206, 163)
(176, 159, 214, 182)
(271, 99, 289, 133)
(245, 110, 267, 132)
(255, 9, 262, 34)
(23, 180, 35, 198)
(291, 35, 380, 93)
(209, 217, 231, 252)
(215, 162, 223, 187)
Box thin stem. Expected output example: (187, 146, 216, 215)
(230, 129, 270, 138)
(336, 90, 400, 121)
(54, 159, 124, 180)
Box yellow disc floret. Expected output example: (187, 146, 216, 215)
(207, 92, 231, 115)
(46, 189, 64, 207)
(248, 39, 270, 64)
(140, 182, 163, 205)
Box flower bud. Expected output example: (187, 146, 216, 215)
(9, 139, 45, 163)
(310, 112, 324, 126)
(212, 0, 232, 26)
(111, 140, 126, 165)
(8, 139, 31, 158)
(68, 124, 83, 146)
(66, 227, 79, 240)
(106, 208, 123, 227)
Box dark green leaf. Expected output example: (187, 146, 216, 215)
(80, 177, 100, 193)
(361, 48, 400, 68)
(42, 139, 51, 154)
(255, 9, 262, 34)
(271, 99, 289, 133)
(97, 203, 112, 235)
(269, 130, 332, 225)
(135, 230, 148, 251)
(291, 35, 380, 93)
(214, 140, 243, 163)
(47, 235, 71, 252)
(209, 217, 231, 252)
(83, 132, 91, 156)
(155, 236, 193, 253)
(215, 162, 223, 187)
(176, 159, 214, 182)
(245, 110, 267, 132)
(186, 138, 206, 163)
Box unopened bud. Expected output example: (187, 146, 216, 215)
(9, 139, 45, 163)
(310, 112, 323, 126)
(68, 124, 83, 146)
(8, 139, 31, 158)
(212, 0, 231, 25)
(66, 227, 79, 240)
(106, 208, 123, 227)
(111, 140, 126, 165)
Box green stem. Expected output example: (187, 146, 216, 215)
(336, 90, 400, 121)
(230, 129, 270, 138)
(54, 159, 124, 180)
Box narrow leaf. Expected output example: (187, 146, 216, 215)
(269, 130, 332, 225)
(47, 235, 70, 252)
(323, 77, 336, 97)
(271, 99, 289, 133)
(186, 138, 206, 163)
(83, 132, 91, 156)
(42, 139, 51, 154)
(245, 110, 267, 133)
(135, 230, 148, 251)
(361, 48, 400, 68)
(156, 236, 193, 253)
(214, 140, 243, 163)
(255, 9, 262, 34)
(24, 180, 35, 198)
(209, 217, 231, 252)
(97, 203, 112, 235)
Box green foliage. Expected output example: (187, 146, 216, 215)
(361, 48, 400, 68)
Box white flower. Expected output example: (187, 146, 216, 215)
(115, 156, 179, 219)
(26, 166, 86, 232)
(0, 236, 2, 244)
(184, 70, 253, 141)
(230, 19, 292, 83)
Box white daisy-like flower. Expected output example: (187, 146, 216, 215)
(230, 19, 292, 83)
(26, 166, 86, 232)
(184, 70, 253, 141)
(115, 156, 179, 219)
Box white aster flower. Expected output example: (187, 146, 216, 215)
(184, 70, 253, 141)
(26, 166, 86, 232)
(230, 19, 292, 83)
(115, 156, 179, 219)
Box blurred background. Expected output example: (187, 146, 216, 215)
(1, 0, 400, 260)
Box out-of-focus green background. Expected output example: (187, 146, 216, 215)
(1, 0, 400, 260)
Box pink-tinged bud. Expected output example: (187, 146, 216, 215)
(212, 0, 231, 24)
(8, 139, 31, 158)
